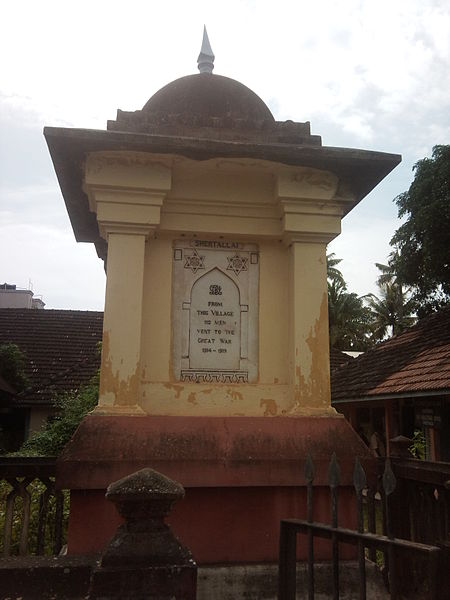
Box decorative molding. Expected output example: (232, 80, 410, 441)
(277, 167, 339, 202)
(180, 370, 249, 383)
(184, 249, 205, 274)
(100, 223, 156, 239)
(85, 151, 172, 176)
(292, 168, 338, 194)
(226, 253, 248, 276)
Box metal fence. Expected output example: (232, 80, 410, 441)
(279, 454, 442, 600)
(389, 457, 450, 545)
(0, 457, 67, 556)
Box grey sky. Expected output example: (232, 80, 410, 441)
(1, 0, 449, 309)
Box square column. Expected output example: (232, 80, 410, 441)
(98, 232, 146, 411)
(83, 151, 172, 413)
(276, 167, 344, 414)
(288, 240, 332, 413)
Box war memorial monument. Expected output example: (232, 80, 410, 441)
(45, 31, 400, 580)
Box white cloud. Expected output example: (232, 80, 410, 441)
(0, 0, 449, 309)
(328, 214, 401, 298)
(0, 222, 105, 311)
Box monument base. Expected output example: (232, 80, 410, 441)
(57, 414, 375, 563)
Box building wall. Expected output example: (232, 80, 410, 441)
(85, 151, 347, 419)
(139, 237, 291, 416)
(28, 407, 54, 436)
(0, 289, 34, 309)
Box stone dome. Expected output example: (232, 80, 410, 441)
(142, 73, 274, 122)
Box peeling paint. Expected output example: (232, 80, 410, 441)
(227, 388, 243, 401)
(187, 392, 198, 405)
(139, 381, 293, 416)
(98, 329, 111, 402)
(294, 292, 330, 408)
(98, 330, 141, 407)
(260, 398, 278, 416)
(163, 382, 184, 399)
(306, 292, 331, 406)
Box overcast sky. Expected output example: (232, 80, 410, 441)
(1, 0, 449, 310)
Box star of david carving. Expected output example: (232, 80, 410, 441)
(184, 249, 205, 274)
(226, 253, 248, 276)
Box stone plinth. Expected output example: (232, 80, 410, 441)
(58, 414, 375, 563)
(88, 468, 196, 600)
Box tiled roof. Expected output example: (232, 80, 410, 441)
(0, 373, 16, 396)
(331, 307, 450, 402)
(330, 348, 353, 372)
(0, 309, 103, 406)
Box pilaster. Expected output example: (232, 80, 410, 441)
(287, 240, 333, 414)
(83, 151, 172, 412)
(276, 167, 343, 414)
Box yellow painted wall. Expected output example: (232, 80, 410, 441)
(139, 237, 291, 416)
(84, 151, 350, 418)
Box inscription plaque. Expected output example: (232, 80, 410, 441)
(172, 240, 259, 383)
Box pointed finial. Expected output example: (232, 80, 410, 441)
(197, 26, 215, 74)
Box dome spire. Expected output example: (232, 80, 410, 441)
(197, 26, 215, 74)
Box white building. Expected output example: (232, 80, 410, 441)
(0, 284, 45, 309)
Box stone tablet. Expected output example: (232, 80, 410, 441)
(172, 240, 258, 383)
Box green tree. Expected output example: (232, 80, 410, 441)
(0, 343, 29, 392)
(366, 255, 416, 341)
(391, 145, 450, 315)
(327, 252, 346, 287)
(328, 279, 373, 350)
(326, 253, 373, 350)
(367, 281, 415, 341)
(13, 373, 99, 457)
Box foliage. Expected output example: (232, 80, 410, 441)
(391, 145, 450, 315)
(328, 280, 373, 350)
(0, 343, 29, 392)
(409, 430, 426, 460)
(13, 372, 99, 457)
(367, 261, 416, 341)
(327, 253, 373, 350)
(326, 253, 346, 287)
(367, 283, 416, 340)
(0, 479, 69, 556)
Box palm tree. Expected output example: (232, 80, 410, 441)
(368, 254, 416, 340)
(327, 253, 346, 287)
(328, 278, 373, 350)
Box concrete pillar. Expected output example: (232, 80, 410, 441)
(288, 240, 331, 413)
(98, 232, 146, 411)
(83, 151, 172, 413)
(276, 166, 343, 415)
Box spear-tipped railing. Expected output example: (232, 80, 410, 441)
(279, 455, 441, 600)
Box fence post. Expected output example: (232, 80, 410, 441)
(328, 453, 341, 600)
(279, 520, 297, 600)
(88, 468, 197, 600)
(353, 457, 367, 600)
(305, 454, 315, 600)
(383, 459, 397, 599)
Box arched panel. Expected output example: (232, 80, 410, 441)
(189, 268, 240, 370)
(172, 239, 258, 384)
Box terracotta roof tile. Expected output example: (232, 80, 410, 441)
(331, 307, 450, 401)
(0, 309, 103, 406)
(330, 348, 353, 372)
